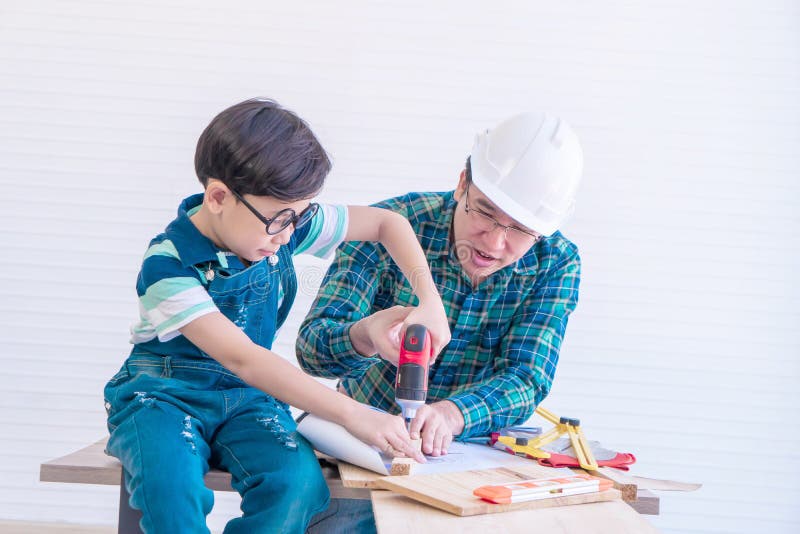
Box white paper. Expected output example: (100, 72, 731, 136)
(296, 412, 575, 476)
(297, 412, 390, 474)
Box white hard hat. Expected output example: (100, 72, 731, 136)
(469, 112, 583, 236)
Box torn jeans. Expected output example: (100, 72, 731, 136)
(104, 354, 329, 533)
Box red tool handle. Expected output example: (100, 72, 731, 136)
(395, 324, 432, 402)
(399, 324, 432, 367)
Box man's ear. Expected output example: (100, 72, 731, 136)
(204, 179, 230, 215)
(453, 169, 468, 202)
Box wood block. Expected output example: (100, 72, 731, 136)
(390, 457, 416, 476)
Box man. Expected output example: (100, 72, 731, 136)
(297, 112, 583, 457)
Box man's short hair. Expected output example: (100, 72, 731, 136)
(195, 98, 331, 201)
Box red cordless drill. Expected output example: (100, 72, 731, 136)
(395, 324, 433, 429)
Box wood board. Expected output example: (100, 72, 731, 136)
(338, 442, 573, 489)
(587, 467, 638, 501)
(39, 438, 234, 491)
(376, 465, 621, 516)
(40, 438, 371, 499)
(339, 456, 659, 515)
(338, 460, 387, 488)
(371, 491, 660, 533)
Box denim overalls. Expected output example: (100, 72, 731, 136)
(104, 196, 329, 533)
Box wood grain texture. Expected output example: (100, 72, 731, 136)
(338, 461, 388, 488)
(390, 457, 416, 476)
(371, 491, 660, 533)
(39, 438, 235, 491)
(376, 466, 621, 516)
(39, 438, 371, 499)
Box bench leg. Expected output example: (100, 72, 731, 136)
(118, 471, 144, 534)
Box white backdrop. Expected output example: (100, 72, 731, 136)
(0, 1, 798, 533)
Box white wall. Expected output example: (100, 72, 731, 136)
(1, 1, 798, 532)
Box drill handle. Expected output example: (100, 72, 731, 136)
(400, 324, 433, 366)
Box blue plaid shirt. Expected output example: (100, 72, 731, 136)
(296, 191, 581, 439)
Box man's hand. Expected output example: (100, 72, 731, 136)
(350, 306, 413, 365)
(408, 400, 465, 457)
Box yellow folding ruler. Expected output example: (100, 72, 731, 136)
(496, 406, 599, 471)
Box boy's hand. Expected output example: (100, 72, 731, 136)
(345, 406, 426, 463)
(404, 301, 451, 359)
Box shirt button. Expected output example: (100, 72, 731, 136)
(268, 255, 279, 266)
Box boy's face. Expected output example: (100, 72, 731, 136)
(451, 171, 541, 284)
(203, 181, 313, 264)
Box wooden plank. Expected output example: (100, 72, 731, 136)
(0, 521, 115, 534)
(371, 491, 660, 533)
(587, 467, 638, 502)
(628, 489, 660, 516)
(39, 438, 235, 491)
(376, 465, 621, 516)
(338, 445, 590, 489)
(39, 439, 124, 487)
(39, 438, 370, 499)
(338, 461, 386, 489)
(342, 460, 657, 516)
(603, 469, 702, 492)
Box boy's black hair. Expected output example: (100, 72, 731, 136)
(195, 98, 331, 201)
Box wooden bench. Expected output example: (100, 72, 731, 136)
(39, 439, 369, 534)
(40, 439, 660, 533)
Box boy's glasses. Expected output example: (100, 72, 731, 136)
(464, 185, 542, 243)
(231, 190, 319, 235)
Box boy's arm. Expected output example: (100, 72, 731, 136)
(344, 206, 450, 358)
(179, 312, 424, 461)
(296, 239, 390, 379)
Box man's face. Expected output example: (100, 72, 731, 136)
(451, 172, 542, 284)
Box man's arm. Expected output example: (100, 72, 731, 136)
(296, 238, 389, 379)
(446, 248, 581, 439)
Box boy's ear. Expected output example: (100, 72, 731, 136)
(204, 180, 231, 214)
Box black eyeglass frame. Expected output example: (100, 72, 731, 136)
(231, 190, 319, 235)
(463, 184, 542, 242)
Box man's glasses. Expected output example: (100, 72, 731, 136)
(464, 184, 542, 243)
(231, 190, 319, 235)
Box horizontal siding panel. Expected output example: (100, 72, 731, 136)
(1, 1, 797, 532)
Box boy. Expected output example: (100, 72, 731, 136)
(103, 98, 450, 533)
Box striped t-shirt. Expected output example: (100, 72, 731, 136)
(130, 194, 348, 353)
